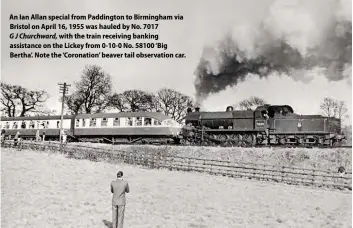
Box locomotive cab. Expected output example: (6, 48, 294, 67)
(254, 105, 294, 118)
(254, 105, 295, 130)
(267, 105, 294, 118)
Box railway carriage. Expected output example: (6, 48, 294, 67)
(0, 112, 182, 144)
(73, 112, 181, 144)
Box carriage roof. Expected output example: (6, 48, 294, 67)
(75, 112, 171, 121)
(1, 115, 73, 121)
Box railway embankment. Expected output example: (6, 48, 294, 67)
(2, 140, 351, 191)
(69, 142, 352, 171)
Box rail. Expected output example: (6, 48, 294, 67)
(2, 140, 351, 191)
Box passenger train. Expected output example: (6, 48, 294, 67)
(0, 104, 347, 147)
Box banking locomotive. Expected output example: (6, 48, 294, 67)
(0, 112, 181, 144)
(181, 104, 346, 147)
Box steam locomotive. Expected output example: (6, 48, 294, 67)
(181, 104, 346, 147)
(0, 104, 346, 147)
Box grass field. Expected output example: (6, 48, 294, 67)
(1, 148, 351, 228)
(70, 142, 352, 171)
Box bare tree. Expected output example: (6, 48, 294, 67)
(237, 96, 266, 111)
(320, 97, 337, 117)
(64, 93, 85, 115)
(109, 90, 156, 112)
(155, 88, 195, 122)
(335, 100, 348, 120)
(320, 97, 348, 121)
(1, 83, 18, 117)
(108, 93, 127, 112)
(1, 82, 49, 117)
(65, 65, 112, 114)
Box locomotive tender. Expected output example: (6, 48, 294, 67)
(1, 112, 181, 144)
(181, 104, 345, 147)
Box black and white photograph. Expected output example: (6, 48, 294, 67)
(1, 0, 352, 227)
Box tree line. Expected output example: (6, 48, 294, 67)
(1, 65, 196, 123)
(1, 64, 349, 124)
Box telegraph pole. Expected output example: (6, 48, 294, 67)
(58, 83, 70, 146)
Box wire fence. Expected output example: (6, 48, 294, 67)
(2, 140, 352, 191)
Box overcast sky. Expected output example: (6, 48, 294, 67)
(1, 0, 352, 124)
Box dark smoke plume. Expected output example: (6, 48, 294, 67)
(194, 0, 352, 102)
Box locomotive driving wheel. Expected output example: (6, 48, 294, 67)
(332, 139, 342, 147)
(256, 132, 267, 145)
(179, 138, 191, 146)
(240, 134, 255, 147)
(200, 140, 211, 146)
(229, 134, 241, 147)
(218, 135, 228, 147)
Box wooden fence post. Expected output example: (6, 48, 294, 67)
(281, 166, 285, 183)
(311, 169, 315, 187)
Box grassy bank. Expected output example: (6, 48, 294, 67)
(69, 142, 352, 171)
(1, 148, 351, 228)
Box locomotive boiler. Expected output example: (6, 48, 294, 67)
(181, 104, 345, 147)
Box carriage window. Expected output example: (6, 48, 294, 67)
(144, 117, 152, 126)
(153, 119, 161, 126)
(40, 121, 48, 129)
(30, 121, 35, 129)
(56, 121, 60, 128)
(82, 119, 86, 127)
(21, 121, 26, 129)
(5, 122, 10, 129)
(163, 119, 178, 126)
(136, 117, 142, 126)
(101, 118, 108, 127)
(75, 119, 80, 127)
(89, 118, 97, 127)
(113, 118, 120, 127)
(126, 117, 133, 126)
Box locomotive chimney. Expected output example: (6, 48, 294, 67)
(226, 106, 234, 112)
(195, 107, 200, 112)
(187, 107, 192, 113)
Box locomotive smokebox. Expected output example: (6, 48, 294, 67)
(195, 107, 200, 112)
(187, 107, 192, 113)
(226, 106, 234, 112)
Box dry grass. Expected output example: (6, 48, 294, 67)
(1, 148, 351, 228)
(70, 142, 352, 171)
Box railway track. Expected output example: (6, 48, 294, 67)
(4, 139, 351, 149)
